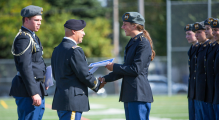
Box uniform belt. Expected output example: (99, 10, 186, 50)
(17, 72, 45, 82)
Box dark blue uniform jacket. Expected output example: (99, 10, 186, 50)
(9, 27, 47, 97)
(51, 38, 100, 112)
(187, 43, 199, 100)
(213, 42, 219, 104)
(103, 33, 153, 103)
(205, 41, 219, 103)
(195, 40, 210, 101)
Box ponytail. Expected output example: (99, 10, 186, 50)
(134, 23, 156, 61)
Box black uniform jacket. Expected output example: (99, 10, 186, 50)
(205, 41, 219, 103)
(213, 42, 219, 104)
(9, 27, 47, 97)
(51, 38, 100, 112)
(195, 40, 210, 101)
(103, 33, 153, 103)
(187, 43, 199, 100)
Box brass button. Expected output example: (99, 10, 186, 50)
(194, 77, 195, 79)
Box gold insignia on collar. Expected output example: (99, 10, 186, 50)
(186, 24, 190, 30)
(217, 41, 219, 44)
(213, 44, 216, 46)
(41, 8, 43, 14)
(213, 20, 218, 26)
(203, 44, 206, 47)
(196, 44, 198, 47)
(94, 80, 97, 85)
(135, 37, 137, 40)
(124, 14, 129, 20)
(195, 24, 199, 29)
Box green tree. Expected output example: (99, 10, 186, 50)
(0, 0, 113, 58)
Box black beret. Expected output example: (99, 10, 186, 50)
(192, 21, 205, 32)
(21, 5, 43, 17)
(184, 24, 193, 32)
(122, 12, 145, 25)
(64, 19, 86, 30)
(210, 18, 219, 28)
(204, 18, 214, 25)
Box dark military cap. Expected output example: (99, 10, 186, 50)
(21, 5, 43, 17)
(210, 18, 219, 28)
(192, 21, 205, 32)
(122, 12, 145, 25)
(204, 18, 214, 25)
(184, 24, 193, 32)
(64, 19, 86, 30)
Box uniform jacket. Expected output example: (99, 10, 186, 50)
(187, 43, 199, 99)
(205, 41, 219, 103)
(9, 26, 47, 97)
(213, 42, 219, 104)
(195, 40, 210, 101)
(103, 33, 153, 103)
(51, 38, 100, 112)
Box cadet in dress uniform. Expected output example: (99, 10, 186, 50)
(184, 24, 198, 120)
(101, 12, 155, 120)
(192, 21, 211, 120)
(9, 5, 48, 120)
(51, 19, 105, 120)
(211, 18, 219, 120)
(203, 18, 217, 120)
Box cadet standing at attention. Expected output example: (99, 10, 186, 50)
(100, 12, 155, 120)
(9, 5, 48, 120)
(184, 24, 198, 120)
(203, 18, 216, 120)
(211, 18, 219, 120)
(192, 21, 211, 120)
(51, 19, 105, 120)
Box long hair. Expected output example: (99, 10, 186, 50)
(132, 23, 155, 61)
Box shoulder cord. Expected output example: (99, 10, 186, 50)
(11, 29, 35, 56)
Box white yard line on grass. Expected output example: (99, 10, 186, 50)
(101, 117, 171, 120)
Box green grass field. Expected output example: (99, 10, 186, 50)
(0, 95, 188, 120)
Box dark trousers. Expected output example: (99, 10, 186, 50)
(188, 98, 195, 120)
(57, 110, 82, 120)
(213, 104, 219, 120)
(14, 96, 45, 120)
(124, 102, 151, 120)
(195, 100, 215, 120)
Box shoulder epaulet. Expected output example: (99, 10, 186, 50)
(72, 45, 81, 49)
(11, 29, 35, 56)
(140, 35, 145, 41)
